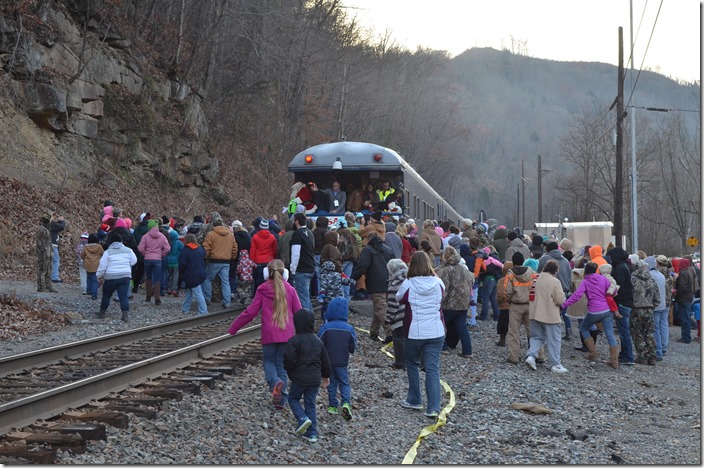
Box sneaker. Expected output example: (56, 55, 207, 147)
(327, 406, 339, 415)
(551, 364, 569, 374)
(302, 434, 318, 443)
(458, 352, 473, 358)
(272, 380, 284, 406)
(400, 401, 423, 410)
(295, 418, 312, 435)
(341, 402, 352, 421)
(424, 410, 439, 418)
(525, 355, 537, 371)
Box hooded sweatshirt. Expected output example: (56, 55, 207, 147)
(537, 249, 572, 293)
(318, 297, 357, 367)
(492, 228, 510, 260)
(384, 223, 404, 260)
(284, 309, 332, 387)
(179, 242, 206, 288)
(249, 228, 276, 264)
(631, 264, 662, 309)
(505, 237, 531, 263)
(97, 242, 137, 280)
(227, 279, 300, 344)
(138, 227, 171, 261)
(397, 275, 446, 340)
(562, 273, 611, 313)
(166, 230, 184, 267)
(607, 247, 634, 307)
(675, 258, 697, 303)
(386, 266, 409, 329)
(320, 230, 342, 272)
(505, 266, 536, 305)
(589, 245, 607, 267)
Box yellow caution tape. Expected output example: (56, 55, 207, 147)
(381, 341, 395, 359)
(402, 380, 456, 464)
(355, 327, 370, 334)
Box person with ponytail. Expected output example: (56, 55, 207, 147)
(228, 259, 301, 409)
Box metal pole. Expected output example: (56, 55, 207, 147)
(538, 154, 542, 225)
(630, 0, 638, 252)
(614, 27, 624, 247)
(516, 182, 520, 229)
(521, 160, 526, 231)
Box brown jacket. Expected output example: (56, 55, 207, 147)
(361, 221, 386, 245)
(419, 228, 442, 255)
(80, 243, 105, 273)
(203, 225, 238, 262)
(320, 231, 342, 273)
(528, 272, 565, 323)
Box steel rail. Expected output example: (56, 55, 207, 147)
(0, 308, 242, 378)
(0, 325, 260, 436)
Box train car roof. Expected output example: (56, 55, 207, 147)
(288, 141, 404, 172)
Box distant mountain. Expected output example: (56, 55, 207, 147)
(443, 47, 699, 224)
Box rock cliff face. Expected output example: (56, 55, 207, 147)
(0, 3, 217, 190)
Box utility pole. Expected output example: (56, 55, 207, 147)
(521, 160, 526, 231)
(614, 27, 624, 247)
(516, 182, 520, 229)
(629, 0, 639, 252)
(538, 154, 543, 225)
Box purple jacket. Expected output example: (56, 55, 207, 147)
(562, 273, 610, 313)
(227, 279, 301, 345)
(138, 227, 171, 261)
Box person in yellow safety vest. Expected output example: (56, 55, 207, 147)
(376, 179, 396, 211)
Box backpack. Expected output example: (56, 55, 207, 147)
(287, 198, 297, 215)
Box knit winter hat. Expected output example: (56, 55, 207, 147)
(507, 231, 518, 241)
(546, 241, 559, 252)
(260, 219, 270, 230)
(559, 238, 574, 252)
(512, 251, 525, 266)
(371, 211, 382, 222)
(80, 231, 90, 239)
(524, 258, 539, 271)
(193, 215, 204, 223)
(448, 236, 462, 249)
(148, 219, 159, 229)
(231, 220, 243, 228)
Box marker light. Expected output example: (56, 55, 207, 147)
(304, 154, 314, 163)
(373, 153, 383, 162)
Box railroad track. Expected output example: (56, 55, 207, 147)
(0, 307, 267, 462)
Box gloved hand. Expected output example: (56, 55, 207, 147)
(316, 294, 326, 304)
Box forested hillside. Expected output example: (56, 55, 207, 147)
(0, 0, 699, 277)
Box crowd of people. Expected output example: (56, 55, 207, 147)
(35, 200, 701, 443)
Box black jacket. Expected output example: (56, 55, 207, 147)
(105, 227, 138, 254)
(233, 231, 251, 262)
(607, 247, 634, 308)
(284, 309, 332, 387)
(351, 236, 394, 293)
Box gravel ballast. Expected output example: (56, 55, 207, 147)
(1, 279, 701, 464)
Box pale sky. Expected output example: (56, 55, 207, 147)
(342, 0, 701, 83)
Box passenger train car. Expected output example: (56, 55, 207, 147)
(288, 141, 464, 225)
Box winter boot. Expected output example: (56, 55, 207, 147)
(145, 279, 153, 303)
(583, 337, 598, 361)
(121, 311, 129, 322)
(608, 345, 619, 369)
(95, 310, 106, 319)
(590, 329, 599, 347)
(153, 283, 162, 305)
(574, 334, 588, 352)
(495, 334, 506, 347)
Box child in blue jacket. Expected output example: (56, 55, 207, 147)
(317, 297, 356, 420)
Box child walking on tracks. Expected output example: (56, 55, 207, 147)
(285, 308, 332, 443)
(317, 297, 356, 420)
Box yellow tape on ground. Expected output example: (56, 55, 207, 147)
(402, 380, 456, 464)
(381, 341, 395, 359)
(355, 327, 370, 334)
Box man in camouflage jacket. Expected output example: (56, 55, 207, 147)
(36, 214, 57, 293)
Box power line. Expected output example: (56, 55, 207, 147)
(625, 0, 664, 109)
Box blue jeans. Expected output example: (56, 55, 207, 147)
(293, 272, 313, 311)
(202, 263, 231, 306)
(288, 382, 318, 437)
(616, 305, 633, 362)
(327, 366, 351, 408)
(479, 276, 499, 321)
(144, 259, 162, 284)
(100, 277, 130, 312)
(161, 258, 169, 294)
(677, 302, 693, 342)
(561, 307, 572, 335)
(581, 311, 618, 347)
(467, 284, 478, 326)
(262, 343, 289, 405)
(652, 308, 669, 358)
(182, 285, 207, 314)
(86, 271, 98, 299)
(404, 335, 444, 413)
(51, 244, 60, 281)
(442, 310, 472, 355)
(342, 260, 353, 299)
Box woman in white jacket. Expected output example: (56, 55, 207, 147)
(396, 251, 446, 418)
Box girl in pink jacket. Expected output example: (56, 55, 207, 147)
(137, 220, 171, 304)
(228, 259, 301, 409)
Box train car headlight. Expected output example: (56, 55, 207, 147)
(304, 154, 314, 163)
(373, 153, 383, 162)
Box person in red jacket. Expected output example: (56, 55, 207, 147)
(250, 218, 278, 296)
